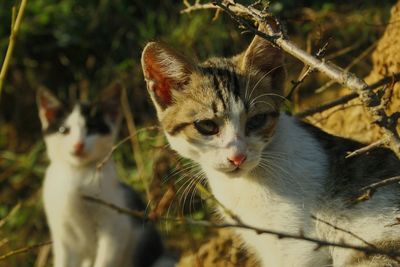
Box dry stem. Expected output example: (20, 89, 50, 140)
(121, 88, 151, 200)
(182, 1, 400, 157)
(296, 73, 400, 118)
(0, 0, 28, 97)
(355, 176, 400, 203)
(85, 195, 400, 261)
(0, 241, 51, 262)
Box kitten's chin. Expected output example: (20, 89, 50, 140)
(66, 154, 99, 167)
(213, 166, 252, 178)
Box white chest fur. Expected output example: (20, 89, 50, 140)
(43, 161, 136, 267)
(203, 115, 331, 267)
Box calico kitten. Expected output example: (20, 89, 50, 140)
(141, 30, 400, 266)
(37, 85, 165, 267)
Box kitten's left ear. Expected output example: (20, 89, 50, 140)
(241, 23, 284, 72)
(241, 23, 285, 94)
(141, 42, 194, 113)
(37, 87, 63, 129)
(99, 82, 122, 121)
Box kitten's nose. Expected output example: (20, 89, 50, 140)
(74, 142, 85, 155)
(228, 154, 247, 167)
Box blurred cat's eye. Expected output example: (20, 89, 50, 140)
(58, 126, 70, 135)
(246, 113, 268, 132)
(194, 119, 219, 135)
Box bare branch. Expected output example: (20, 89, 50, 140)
(354, 176, 400, 203)
(345, 138, 389, 159)
(183, 1, 400, 157)
(0, 241, 51, 262)
(315, 42, 377, 93)
(83, 195, 146, 219)
(296, 73, 400, 118)
(85, 195, 400, 261)
(296, 92, 358, 118)
(287, 42, 329, 101)
(0, 0, 28, 97)
(312, 215, 376, 248)
(96, 125, 159, 169)
(121, 88, 152, 199)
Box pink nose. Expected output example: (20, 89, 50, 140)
(74, 142, 85, 155)
(228, 154, 247, 167)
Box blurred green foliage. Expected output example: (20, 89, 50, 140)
(0, 0, 396, 266)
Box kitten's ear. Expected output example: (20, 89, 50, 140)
(36, 87, 63, 129)
(241, 24, 285, 94)
(99, 82, 122, 121)
(141, 42, 194, 111)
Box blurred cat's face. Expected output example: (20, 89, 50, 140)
(44, 105, 115, 166)
(37, 87, 120, 167)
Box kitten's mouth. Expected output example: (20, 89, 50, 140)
(225, 166, 245, 175)
(71, 151, 86, 158)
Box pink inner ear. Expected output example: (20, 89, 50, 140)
(39, 94, 59, 122)
(45, 109, 57, 122)
(144, 54, 173, 105)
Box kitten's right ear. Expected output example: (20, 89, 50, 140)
(36, 87, 63, 129)
(141, 42, 194, 112)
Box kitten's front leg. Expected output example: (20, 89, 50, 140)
(53, 239, 80, 267)
(93, 232, 131, 267)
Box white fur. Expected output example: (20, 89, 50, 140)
(167, 102, 400, 267)
(42, 106, 139, 267)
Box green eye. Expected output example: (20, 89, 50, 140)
(246, 113, 268, 132)
(194, 119, 219, 135)
(58, 126, 70, 135)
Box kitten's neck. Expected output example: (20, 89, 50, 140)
(48, 157, 116, 182)
(204, 114, 328, 210)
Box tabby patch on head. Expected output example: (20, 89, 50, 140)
(142, 26, 285, 177)
(37, 84, 122, 166)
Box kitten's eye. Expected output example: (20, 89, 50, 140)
(194, 120, 219, 135)
(246, 113, 268, 132)
(58, 126, 70, 135)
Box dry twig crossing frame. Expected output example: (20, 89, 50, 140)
(182, 0, 400, 158)
(84, 195, 400, 262)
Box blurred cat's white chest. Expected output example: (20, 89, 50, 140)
(43, 163, 103, 245)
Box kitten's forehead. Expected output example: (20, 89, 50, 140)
(191, 58, 275, 115)
(65, 105, 85, 126)
(161, 57, 278, 136)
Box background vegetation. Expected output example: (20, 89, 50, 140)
(0, 0, 396, 266)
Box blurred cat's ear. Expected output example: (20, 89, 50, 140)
(99, 82, 122, 121)
(37, 87, 63, 129)
(141, 42, 194, 111)
(241, 23, 284, 73)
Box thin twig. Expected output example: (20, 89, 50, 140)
(0, 0, 28, 97)
(355, 176, 400, 203)
(286, 42, 329, 101)
(345, 138, 389, 159)
(315, 42, 377, 93)
(0, 203, 21, 229)
(197, 1, 400, 158)
(96, 126, 159, 169)
(121, 88, 151, 200)
(296, 92, 358, 118)
(296, 73, 400, 118)
(82, 195, 145, 219)
(312, 215, 377, 248)
(0, 241, 52, 261)
(85, 195, 400, 261)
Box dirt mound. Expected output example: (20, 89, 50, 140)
(177, 229, 259, 267)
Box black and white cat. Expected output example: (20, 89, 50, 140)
(37, 84, 167, 267)
(141, 30, 400, 266)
